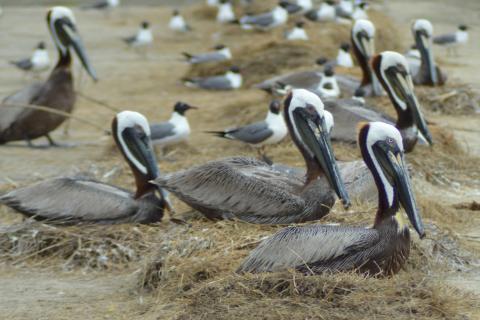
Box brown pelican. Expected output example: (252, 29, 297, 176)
(237, 121, 425, 275)
(152, 89, 350, 224)
(256, 63, 340, 99)
(0, 111, 171, 224)
(411, 19, 447, 86)
(325, 50, 433, 154)
(255, 58, 325, 95)
(336, 19, 383, 97)
(373, 51, 433, 152)
(0, 6, 97, 147)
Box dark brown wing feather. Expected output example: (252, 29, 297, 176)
(237, 224, 380, 273)
(0, 177, 145, 223)
(153, 157, 307, 223)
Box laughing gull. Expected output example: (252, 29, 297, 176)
(317, 67, 340, 99)
(335, 0, 354, 18)
(207, 0, 219, 6)
(182, 44, 232, 64)
(351, 2, 368, 20)
(151, 102, 197, 148)
(217, 0, 236, 23)
(123, 21, 153, 48)
(433, 25, 469, 56)
(284, 21, 309, 40)
(336, 42, 354, 68)
(280, 0, 313, 15)
(169, 9, 192, 32)
(239, 2, 289, 30)
(206, 100, 287, 160)
(10, 41, 50, 74)
(82, 0, 119, 11)
(411, 19, 447, 85)
(305, 0, 336, 22)
(182, 66, 242, 90)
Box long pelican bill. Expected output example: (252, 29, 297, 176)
(358, 31, 382, 95)
(415, 29, 438, 84)
(386, 66, 433, 145)
(372, 142, 425, 238)
(293, 107, 351, 208)
(61, 21, 98, 81)
(121, 126, 159, 180)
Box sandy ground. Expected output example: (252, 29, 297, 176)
(0, 1, 479, 319)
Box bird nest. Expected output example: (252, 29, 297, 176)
(135, 219, 478, 319)
(184, 8, 403, 88)
(416, 82, 480, 115)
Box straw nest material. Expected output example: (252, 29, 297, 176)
(416, 83, 480, 115)
(133, 213, 479, 319)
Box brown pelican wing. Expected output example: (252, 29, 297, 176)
(255, 71, 322, 91)
(0, 177, 142, 223)
(237, 224, 380, 273)
(0, 83, 43, 132)
(154, 157, 306, 223)
(325, 99, 393, 143)
(271, 160, 376, 203)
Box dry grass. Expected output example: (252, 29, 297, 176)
(185, 8, 403, 88)
(416, 82, 480, 115)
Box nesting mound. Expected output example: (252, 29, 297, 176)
(163, 272, 477, 320)
(185, 40, 318, 87)
(184, 8, 403, 88)
(137, 221, 478, 320)
(0, 221, 170, 270)
(416, 83, 480, 115)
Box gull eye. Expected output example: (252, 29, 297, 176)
(386, 137, 395, 145)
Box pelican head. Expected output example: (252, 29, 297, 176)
(352, 19, 375, 61)
(358, 122, 425, 238)
(372, 51, 433, 151)
(285, 89, 350, 208)
(351, 19, 382, 95)
(412, 19, 438, 85)
(46, 6, 97, 80)
(112, 111, 173, 211)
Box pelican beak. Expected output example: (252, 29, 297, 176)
(405, 93, 433, 146)
(387, 67, 433, 146)
(415, 29, 438, 84)
(358, 31, 382, 95)
(122, 126, 175, 212)
(121, 127, 159, 180)
(62, 22, 98, 81)
(293, 107, 351, 208)
(373, 143, 425, 238)
(358, 31, 374, 59)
